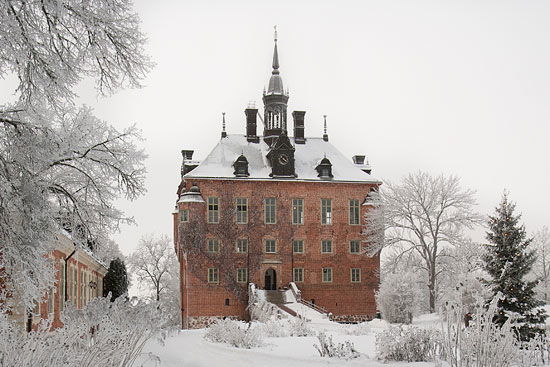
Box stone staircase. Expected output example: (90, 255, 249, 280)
(264, 290, 288, 305)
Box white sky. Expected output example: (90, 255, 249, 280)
(3, 0, 550, 255)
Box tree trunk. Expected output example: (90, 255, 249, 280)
(428, 263, 436, 313)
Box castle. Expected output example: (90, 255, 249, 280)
(173, 32, 381, 328)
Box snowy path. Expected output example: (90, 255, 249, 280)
(140, 325, 438, 367)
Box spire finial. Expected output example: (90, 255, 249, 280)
(272, 26, 280, 74)
(323, 115, 329, 142)
(221, 112, 227, 138)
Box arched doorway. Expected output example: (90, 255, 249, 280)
(264, 268, 277, 290)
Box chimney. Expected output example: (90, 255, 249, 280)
(352, 155, 365, 165)
(352, 155, 372, 174)
(181, 150, 199, 177)
(245, 107, 259, 143)
(292, 111, 306, 144)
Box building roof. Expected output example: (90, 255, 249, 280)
(184, 134, 380, 183)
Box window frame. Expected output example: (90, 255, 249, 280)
(292, 198, 304, 225)
(236, 238, 249, 253)
(351, 268, 361, 283)
(180, 209, 189, 222)
(349, 199, 360, 225)
(264, 239, 277, 253)
(293, 240, 304, 254)
(208, 268, 219, 283)
(321, 239, 333, 254)
(264, 197, 277, 224)
(236, 268, 248, 283)
(293, 268, 304, 282)
(349, 240, 361, 254)
(207, 238, 220, 253)
(207, 197, 220, 223)
(321, 198, 332, 225)
(235, 198, 248, 224)
(322, 267, 333, 283)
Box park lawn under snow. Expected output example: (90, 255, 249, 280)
(140, 316, 440, 367)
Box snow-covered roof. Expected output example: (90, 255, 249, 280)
(184, 134, 380, 183)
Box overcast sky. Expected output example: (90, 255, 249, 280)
(3, 0, 549, 255)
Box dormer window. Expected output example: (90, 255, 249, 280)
(316, 157, 333, 179)
(233, 154, 250, 177)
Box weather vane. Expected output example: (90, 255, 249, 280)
(274, 25, 278, 42)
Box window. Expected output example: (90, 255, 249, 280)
(293, 240, 304, 254)
(208, 268, 219, 283)
(207, 239, 220, 253)
(321, 199, 332, 224)
(180, 209, 189, 222)
(208, 197, 219, 223)
(236, 239, 248, 253)
(264, 198, 276, 224)
(265, 239, 276, 253)
(47, 287, 54, 314)
(292, 198, 304, 224)
(293, 268, 304, 282)
(236, 198, 248, 224)
(351, 268, 361, 283)
(322, 268, 333, 283)
(225, 298, 230, 306)
(237, 268, 248, 283)
(349, 199, 360, 225)
(72, 267, 77, 304)
(60, 261, 65, 312)
(349, 240, 361, 254)
(321, 240, 332, 254)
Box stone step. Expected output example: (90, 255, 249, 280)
(264, 290, 287, 305)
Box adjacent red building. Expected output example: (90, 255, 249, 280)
(174, 34, 381, 329)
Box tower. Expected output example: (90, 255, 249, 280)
(263, 27, 289, 146)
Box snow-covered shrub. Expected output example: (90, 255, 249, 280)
(516, 332, 550, 367)
(345, 322, 371, 336)
(0, 295, 168, 367)
(376, 325, 440, 362)
(376, 270, 423, 324)
(288, 317, 314, 337)
(441, 295, 519, 367)
(248, 299, 282, 323)
(204, 319, 264, 348)
(314, 331, 360, 359)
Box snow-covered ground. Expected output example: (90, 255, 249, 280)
(140, 316, 439, 367)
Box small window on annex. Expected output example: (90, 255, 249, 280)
(321, 199, 332, 225)
(321, 240, 332, 254)
(349, 199, 360, 225)
(349, 240, 361, 254)
(208, 197, 219, 223)
(322, 268, 333, 283)
(351, 268, 361, 283)
(237, 268, 248, 283)
(293, 268, 304, 282)
(292, 198, 304, 224)
(293, 240, 304, 254)
(207, 238, 220, 253)
(236, 239, 248, 253)
(265, 239, 277, 253)
(180, 209, 189, 222)
(208, 268, 219, 283)
(236, 198, 248, 224)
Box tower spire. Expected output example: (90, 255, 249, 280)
(221, 112, 227, 138)
(272, 26, 279, 75)
(323, 115, 329, 141)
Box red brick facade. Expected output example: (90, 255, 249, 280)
(174, 178, 380, 328)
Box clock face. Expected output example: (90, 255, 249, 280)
(278, 154, 289, 166)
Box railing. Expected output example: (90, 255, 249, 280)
(299, 298, 329, 316)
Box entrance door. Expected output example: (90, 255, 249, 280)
(264, 268, 277, 290)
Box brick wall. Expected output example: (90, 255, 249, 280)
(176, 178, 380, 328)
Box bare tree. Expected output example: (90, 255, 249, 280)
(128, 234, 177, 302)
(364, 172, 482, 312)
(0, 0, 150, 310)
(531, 226, 550, 302)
